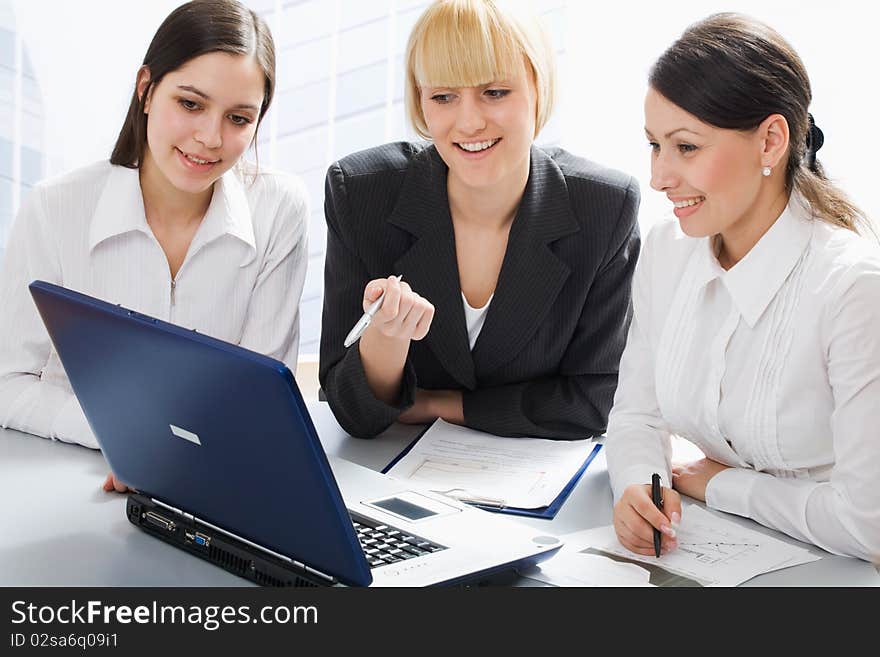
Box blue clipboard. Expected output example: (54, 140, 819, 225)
(382, 424, 602, 520)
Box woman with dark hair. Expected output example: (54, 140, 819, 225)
(0, 0, 308, 482)
(606, 13, 880, 562)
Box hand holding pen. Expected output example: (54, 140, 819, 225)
(344, 275, 435, 348)
(651, 473, 663, 557)
(611, 478, 682, 557)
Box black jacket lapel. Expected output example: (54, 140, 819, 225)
(385, 145, 579, 386)
(471, 147, 580, 375)
(387, 147, 477, 390)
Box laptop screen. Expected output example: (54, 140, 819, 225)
(29, 280, 372, 587)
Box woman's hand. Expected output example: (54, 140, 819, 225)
(358, 276, 435, 405)
(362, 276, 434, 343)
(671, 458, 731, 502)
(102, 472, 130, 494)
(398, 389, 464, 425)
(613, 483, 682, 556)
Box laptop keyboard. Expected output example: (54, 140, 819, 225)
(351, 514, 446, 569)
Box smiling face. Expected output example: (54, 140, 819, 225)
(420, 57, 537, 193)
(644, 87, 771, 239)
(139, 51, 265, 197)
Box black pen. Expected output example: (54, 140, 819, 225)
(651, 473, 663, 558)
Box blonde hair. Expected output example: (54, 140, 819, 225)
(404, 0, 556, 140)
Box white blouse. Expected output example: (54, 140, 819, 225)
(606, 195, 880, 562)
(0, 160, 309, 449)
(462, 291, 492, 350)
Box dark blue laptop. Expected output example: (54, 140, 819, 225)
(29, 281, 560, 587)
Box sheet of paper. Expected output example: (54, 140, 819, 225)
(385, 419, 596, 509)
(565, 505, 820, 587)
(522, 552, 654, 587)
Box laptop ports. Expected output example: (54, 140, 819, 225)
(144, 511, 176, 533)
(185, 531, 211, 549)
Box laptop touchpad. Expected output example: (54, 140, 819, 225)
(363, 491, 460, 523)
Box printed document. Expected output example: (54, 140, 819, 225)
(385, 419, 596, 509)
(561, 505, 820, 587)
(524, 552, 654, 587)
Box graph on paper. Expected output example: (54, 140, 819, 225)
(409, 458, 546, 500)
(386, 420, 596, 509)
(575, 505, 819, 586)
(679, 541, 759, 560)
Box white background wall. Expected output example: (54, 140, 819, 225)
(13, 0, 182, 174)
(563, 0, 879, 234)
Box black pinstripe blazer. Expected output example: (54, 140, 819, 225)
(319, 142, 640, 440)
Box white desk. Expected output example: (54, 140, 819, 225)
(1, 403, 877, 586)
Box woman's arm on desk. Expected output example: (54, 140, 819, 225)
(698, 266, 880, 563)
(319, 165, 435, 438)
(0, 187, 96, 448)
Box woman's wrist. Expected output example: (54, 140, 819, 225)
(428, 389, 464, 424)
(358, 327, 410, 404)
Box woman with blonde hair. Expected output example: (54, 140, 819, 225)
(320, 0, 640, 439)
(607, 13, 880, 562)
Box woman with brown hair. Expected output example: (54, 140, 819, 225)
(607, 13, 880, 562)
(0, 1, 309, 475)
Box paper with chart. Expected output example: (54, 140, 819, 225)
(570, 505, 820, 586)
(385, 419, 596, 509)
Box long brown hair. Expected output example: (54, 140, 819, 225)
(650, 13, 868, 234)
(110, 0, 275, 168)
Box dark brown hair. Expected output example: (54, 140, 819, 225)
(110, 0, 275, 168)
(650, 13, 867, 234)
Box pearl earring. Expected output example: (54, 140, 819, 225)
(762, 166, 772, 177)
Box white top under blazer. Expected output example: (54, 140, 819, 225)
(462, 291, 492, 351)
(605, 195, 880, 562)
(0, 160, 309, 449)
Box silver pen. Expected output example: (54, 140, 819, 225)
(433, 489, 507, 509)
(343, 275, 403, 348)
(454, 495, 507, 510)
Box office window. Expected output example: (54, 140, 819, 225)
(0, 0, 45, 258)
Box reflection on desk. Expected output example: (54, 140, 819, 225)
(1, 402, 877, 587)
